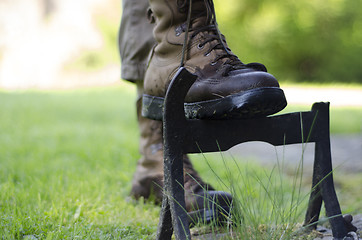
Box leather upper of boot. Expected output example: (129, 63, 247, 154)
(145, 0, 281, 102)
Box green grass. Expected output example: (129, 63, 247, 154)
(0, 84, 159, 239)
(0, 84, 360, 239)
(190, 153, 311, 239)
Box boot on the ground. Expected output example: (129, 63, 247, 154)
(131, 90, 232, 225)
(143, 0, 287, 120)
(130, 96, 164, 202)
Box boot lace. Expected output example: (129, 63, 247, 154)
(178, 0, 247, 75)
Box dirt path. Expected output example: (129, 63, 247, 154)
(283, 86, 362, 107)
(228, 134, 362, 173)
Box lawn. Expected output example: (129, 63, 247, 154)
(1, 83, 361, 239)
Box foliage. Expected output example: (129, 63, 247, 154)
(214, 0, 362, 83)
(68, 0, 362, 84)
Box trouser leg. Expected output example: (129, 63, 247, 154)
(119, 0, 163, 200)
(118, 0, 155, 82)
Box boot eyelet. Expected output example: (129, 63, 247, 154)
(210, 61, 217, 66)
(204, 52, 211, 57)
(197, 43, 204, 49)
(175, 26, 183, 36)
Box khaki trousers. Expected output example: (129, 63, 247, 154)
(118, 0, 155, 83)
(119, 0, 163, 200)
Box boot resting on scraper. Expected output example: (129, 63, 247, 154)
(142, 0, 287, 120)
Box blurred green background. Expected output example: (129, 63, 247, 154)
(83, 0, 362, 84)
(1, 0, 361, 87)
(214, 0, 362, 84)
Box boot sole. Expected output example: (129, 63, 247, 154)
(142, 87, 287, 120)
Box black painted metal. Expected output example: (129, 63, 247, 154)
(154, 67, 352, 239)
(156, 68, 197, 240)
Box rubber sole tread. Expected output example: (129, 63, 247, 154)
(142, 87, 287, 120)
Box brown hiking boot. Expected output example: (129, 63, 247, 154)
(131, 88, 232, 225)
(183, 156, 233, 226)
(130, 93, 164, 203)
(143, 0, 287, 120)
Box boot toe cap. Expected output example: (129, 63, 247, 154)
(186, 70, 280, 102)
(187, 190, 233, 227)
